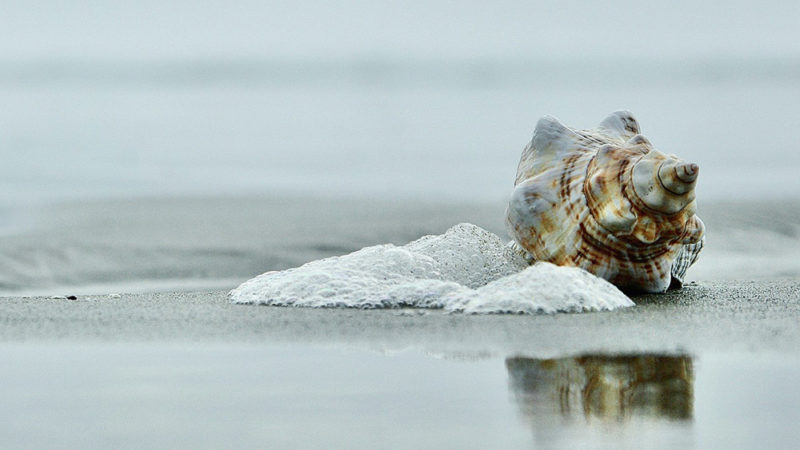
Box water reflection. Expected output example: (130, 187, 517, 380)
(506, 354, 693, 423)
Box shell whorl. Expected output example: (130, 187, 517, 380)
(507, 111, 705, 293)
(631, 151, 699, 214)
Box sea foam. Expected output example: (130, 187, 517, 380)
(229, 223, 633, 314)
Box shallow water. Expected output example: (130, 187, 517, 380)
(1, 343, 797, 450)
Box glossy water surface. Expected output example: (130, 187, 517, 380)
(1, 344, 798, 449)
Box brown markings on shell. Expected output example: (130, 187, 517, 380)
(575, 144, 688, 289)
(557, 154, 573, 202)
(576, 131, 606, 146)
(509, 115, 703, 292)
(573, 224, 616, 273)
(578, 220, 670, 263)
(622, 177, 698, 246)
(583, 145, 694, 250)
(559, 152, 584, 218)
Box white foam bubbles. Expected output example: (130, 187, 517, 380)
(229, 223, 633, 314)
(443, 263, 635, 314)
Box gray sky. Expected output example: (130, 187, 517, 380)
(0, 0, 797, 60)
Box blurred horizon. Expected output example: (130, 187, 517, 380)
(0, 55, 798, 87)
(1, 0, 799, 207)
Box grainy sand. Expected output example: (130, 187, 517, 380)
(5, 197, 800, 296)
(3, 197, 800, 449)
(2, 281, 800, 449)
(2, 279, 799, 355)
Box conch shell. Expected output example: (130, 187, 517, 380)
(506, 111, 705, 293)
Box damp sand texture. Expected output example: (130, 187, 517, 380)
(2, 280, 800, 449)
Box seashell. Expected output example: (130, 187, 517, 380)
(506, 111, 705, 293)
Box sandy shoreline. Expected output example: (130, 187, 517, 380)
(2, 279, 798, 356)
(3, 280, 800, 449)
(4, 196, 800, 296)
(3, 198, 799, 448)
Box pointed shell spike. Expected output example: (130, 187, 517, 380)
(676, 163, 699, 183)
(632, 153, 697, 214)
(658, 161, 699, 195)
(598, 110, 640, 140)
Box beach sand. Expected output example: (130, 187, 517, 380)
(2, 280, 799, 355)
(4, 196, 800, 296)
(2, 280, 800, 449)
(2, 197, 800, 448)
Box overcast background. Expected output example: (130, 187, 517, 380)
(1, 1, 798, 60)
(1, 0, 798, 207)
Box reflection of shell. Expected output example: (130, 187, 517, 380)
(506, 354, 694, 421)
(506, 111, 705, 293)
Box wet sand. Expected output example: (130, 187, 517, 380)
(4, 196, 800, 296)
(2, 280, 800, 449)
(2, 280, 799, 355)
(3, 196, 800, 448)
